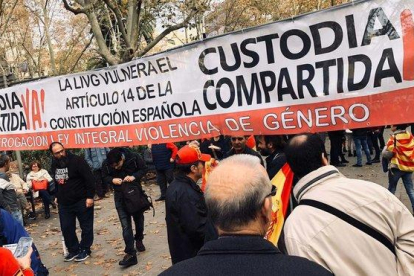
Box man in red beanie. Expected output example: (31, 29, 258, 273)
(165, 145, 217, 264)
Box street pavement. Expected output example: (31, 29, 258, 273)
(27, 140, 413, 275)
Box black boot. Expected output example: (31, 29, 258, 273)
(119, 254, 137, 267)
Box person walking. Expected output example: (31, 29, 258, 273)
(50, 142, 95, 262)
(351, 127, 372, 167)
(386, 124, 414, 214)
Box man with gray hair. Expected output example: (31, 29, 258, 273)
(0, 154, 22, 225)
(161, 154, 331, 276)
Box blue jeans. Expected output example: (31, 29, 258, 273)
(114, 191, 144, 255)
(39, 190, 52, 215)
(11, 209, 23, 226)
(353, 136, 372, 165)
(388, 169, 414, 211)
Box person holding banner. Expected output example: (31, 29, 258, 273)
(283, 134, 414, 276)
(256, 135, 288, 178)
(224, 136, 264, 166)
(161, 155, 331, 276)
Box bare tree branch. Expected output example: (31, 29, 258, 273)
(102, 0, 131, 49)
(0, 0, 19, 39)
(69, 34, 94, 72)
(136, 9, 198, 57)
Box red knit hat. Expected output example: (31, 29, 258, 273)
(176, 145, 211, 164)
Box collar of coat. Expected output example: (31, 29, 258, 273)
(198, 235, 280, 255)
(293, 165, 340, 202)
(175, 173, 202, 193)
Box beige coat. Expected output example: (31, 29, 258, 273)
(284, 165, 414, 276)
(8, 173, 28, 193)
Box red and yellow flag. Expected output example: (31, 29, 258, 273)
(201, 158, 218, 192)
(265, 163, 294, 245)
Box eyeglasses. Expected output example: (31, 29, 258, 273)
(266, 185, 277, 198)
(231, 137, 244, 142)
(32, 164, 38, 167)
(53, 149, 65, 156)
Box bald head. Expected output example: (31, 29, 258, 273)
(285, 133, 326, 178)
(205, 154, 271, 232)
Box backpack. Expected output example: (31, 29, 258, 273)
(121, 183, 154, 216)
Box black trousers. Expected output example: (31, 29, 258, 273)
(370, 131, 381, 160)
(93, 169, 108, 198)
(156, 168, 174, 197)
(329, 135, 343, 165)
(114, 192, 144, 255)
(59, 199, 94, 254)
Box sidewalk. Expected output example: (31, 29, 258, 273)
(27, 182, 171, 276)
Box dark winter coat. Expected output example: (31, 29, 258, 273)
(165, 173, 216, 264)
(152, 144, 173, 170)
(102, 148, 148, 193)
(160, 235, 332, 276)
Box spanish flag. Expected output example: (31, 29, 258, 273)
(201, 158, 218, 192)
(265, 163, 294, 245)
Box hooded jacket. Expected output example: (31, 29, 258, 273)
(101, 148, 147, 192)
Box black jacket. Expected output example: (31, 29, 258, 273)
(165, 173, 216, 264)
(51, 152, 95, 206)
(152, 144, 174, 171)
(224, 147, 264, 166)
(102, 148, 148, 193)
(160, 235, 333, 276)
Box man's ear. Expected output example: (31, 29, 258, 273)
(261, 197, 273, 221)
(321, 152, 329, 166)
